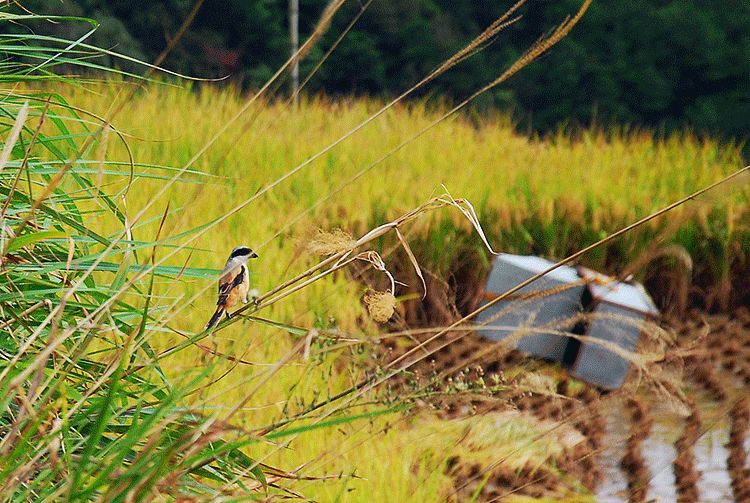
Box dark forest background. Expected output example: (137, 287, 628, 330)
(20, 1, 750, 140)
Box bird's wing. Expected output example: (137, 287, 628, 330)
(217, 265, 246, 306)
(220, 256, 244, 277)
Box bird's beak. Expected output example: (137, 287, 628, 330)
(250, 250, 259, 259)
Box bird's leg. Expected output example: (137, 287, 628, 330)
(247, 288, 260, 306)
(224, 311, 231, 320)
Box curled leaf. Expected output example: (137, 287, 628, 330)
(395, 226, 426, 299)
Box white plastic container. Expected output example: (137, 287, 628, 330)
(568, 268, 659, 389)
(475, 254, 586, 362)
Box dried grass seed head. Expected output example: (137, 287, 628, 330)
(364, 290, 396, 323)
(307, 228, 357, 256)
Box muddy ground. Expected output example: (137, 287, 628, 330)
(352, 239, 750, 501)
(378, 304, 750, 502)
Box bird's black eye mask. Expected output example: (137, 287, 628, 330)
(229, 247, 258, 259)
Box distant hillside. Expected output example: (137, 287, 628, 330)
(16, 0, 750, 139)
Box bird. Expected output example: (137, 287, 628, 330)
(205, 245, 258, 329)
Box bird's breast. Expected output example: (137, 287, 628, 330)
(236, 264, 250, 299)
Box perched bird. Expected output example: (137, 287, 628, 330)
(206, 245, 258, 329)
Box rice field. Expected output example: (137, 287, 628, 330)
(5, 80, 749, 501)
(74, 81, 748, 307)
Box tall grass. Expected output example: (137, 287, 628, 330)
(0, 7, 432, 502)
(3, 2, 749, 502)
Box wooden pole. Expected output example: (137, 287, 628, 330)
(289, 0, 299, 107)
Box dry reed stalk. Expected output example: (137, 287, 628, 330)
(0, 101, 28, 172)
(231, 192, 496, 320)
(421, 0, 527, 85)
(295, 0, 347, 62)
(480, 0, 592, 94)
(292, 0, 374, 102)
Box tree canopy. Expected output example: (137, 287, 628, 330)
(18, 0, 750, 139)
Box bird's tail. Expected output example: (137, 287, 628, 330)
(206, 307, 225, 330)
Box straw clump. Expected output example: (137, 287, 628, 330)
(364, 290, 396, 323)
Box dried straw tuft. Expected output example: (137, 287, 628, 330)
(307, 228, 357, 256)
(517, 373, 559, 397)
(364, 290, 396, 323)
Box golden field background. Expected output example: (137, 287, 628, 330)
(46, 81, 748, 501)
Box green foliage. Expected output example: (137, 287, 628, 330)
(0, 103, 260, 499)
(0, 29, 261, 501)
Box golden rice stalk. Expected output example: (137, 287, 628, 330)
(296, 0, 347, 62)
(0, 101, 28, 172)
